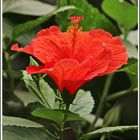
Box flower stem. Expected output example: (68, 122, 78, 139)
(66, 103, 70, 111)
(92, 73, 114, 128)
(106, 87, 137, 102)
(100, 135, 106, 140)
(59, 122, 64, 140)
(67, 0, 70, 5)
(44, 129, 58, 139)
(3, 51, 15, 93)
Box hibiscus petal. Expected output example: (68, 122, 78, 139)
(64, 80, 86, 94)
(27, 59, 79, 92)
(67, 31, 105, 62)
(64, 60, 91, 94)
(99, 37, 128, 75)
(11, 43, 49, 64)
(110, 36, 123, 45)
(11, 43, 33, 54)
(27, 58, 91, 94)
(100, 47, 128, 75)
(47, 59, 80, 92)
(26, 66, 46, 74)
(37, 26, 60, 37)
(85, 47, 112, 79)
(11, 26, 71, 66)
(89, 29, 112, 40)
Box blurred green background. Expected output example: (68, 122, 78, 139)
(3, 0, 138, 140)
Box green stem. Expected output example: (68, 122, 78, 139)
(3, 51, 15, 93)
(67, 0, 70, 5)
(106, 87, 137, 102)
(118, 25, 129, 41)
(59, 122, 64, 140)
(92, 73, 114, 128)
(55, 95, 63, 101)
(10, 52, 20, 60)
(123, 29, 129, 41)
(57, 89, 64, 109)
(57, 0, 60, 8)
(44, 129, 58, 139)
(66, 103, 70, 111)
(100, 135, 106, 140)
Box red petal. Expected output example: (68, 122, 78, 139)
(100, 49, 128, 75)
(50, 58, 91, 94)
(27, 59, 79, 92)
(85, 47, 112, 79)
(26, 66, 46, 74)
(64, 59, 91, 94)
(37, 26, 60, 37)
(99, 37, 128, 75)
(11, 26, 71, 65)
(11, 43, 48, 64)
(27, 58, 91, 94)
(89, 29, 112, 40)
(11, 43, 33, 53)
(47, 59, 79, 92)
(64, 80, 86, 94)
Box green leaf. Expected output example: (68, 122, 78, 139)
(39, 79, 55, 108)
(32, 108, 81, 124)
(22, 71, 43, 104)
(65, 111, 82, 122)
(22, 71, 55, 108)
(32, 108, 64, 124)
(102, 0, 138, 30)
(69, 90, 94, 116)
(127, 30, 138, 45)
(14, 90, 38, 106)
(120, 59, 137, 88)
(79, 125, 137, 140)
(82, 114, 103, 127)
(3, 17, 14, 38)
(16, 29, 38, 45)
(3, 116, 43, 128)
(29, 56, 39, 66)
(130, 0, 138, 5)
(12, 5, 78, 39)
(123, 40, 137, 59)
(56, 0, 118, 35)
(3, 0, 55, 16)
(3, 126, 52, 140)
(103, 104, 122, 127)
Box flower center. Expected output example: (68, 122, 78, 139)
(68, 16, 84, 25)
(67, 16, 84, 32)
(67, 16, 84, 57)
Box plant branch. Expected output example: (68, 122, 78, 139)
(66, 103, 70, 111)
(59, 122, 64, 140)
(106, 87, 137, 102)
(92, 73, 114, 128)
(3, 51, 15, 93)
(44, 129, 58, 139)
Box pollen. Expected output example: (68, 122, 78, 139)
(67, 16, 84, 33)
(68, 16, 84, 24)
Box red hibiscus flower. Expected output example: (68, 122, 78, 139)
(11, 16, 128, 94)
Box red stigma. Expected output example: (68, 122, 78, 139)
(68, 16, 84, 25)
